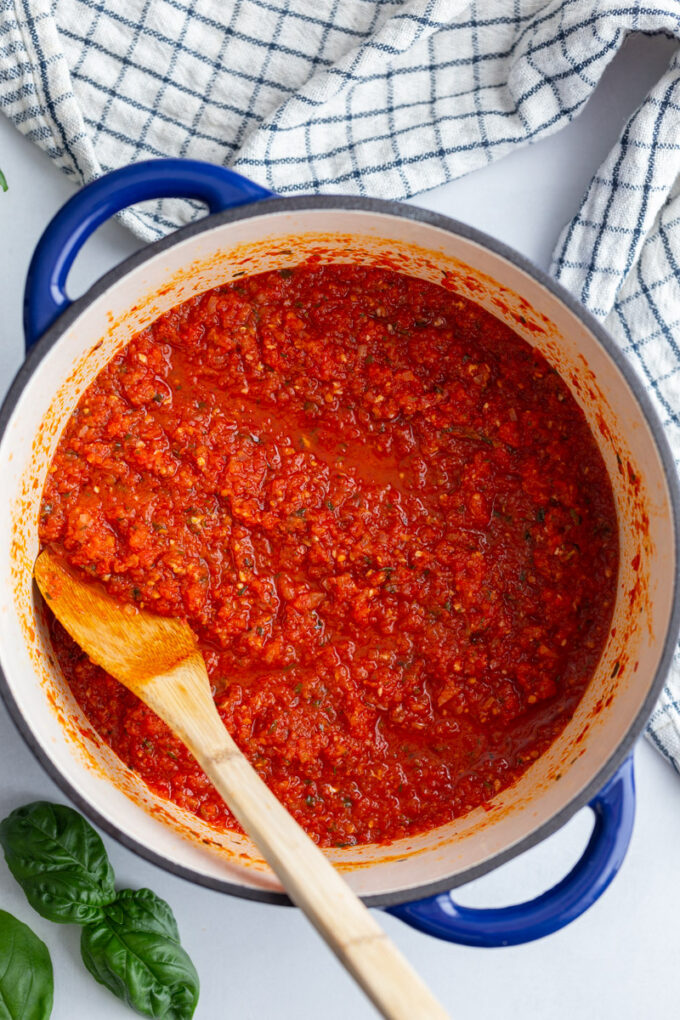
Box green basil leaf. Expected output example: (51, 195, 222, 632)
(0, 170, 7, 193)
(0, 910, 53, 1020)
(81, 888, 199, 1020)
(0, 802, 116, 925)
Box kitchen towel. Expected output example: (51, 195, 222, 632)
(2, 0, 680, 769)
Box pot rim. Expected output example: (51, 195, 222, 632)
(1, 193, 678, 908)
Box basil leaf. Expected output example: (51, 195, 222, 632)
(0, 170, 6, 193)
(0, 802, 116, 925)
(0, 910, 53, 1020)
(81, 888, 199, 1019)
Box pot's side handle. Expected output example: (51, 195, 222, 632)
(24, 159, 274, 349)
(388, 756, 635, 947)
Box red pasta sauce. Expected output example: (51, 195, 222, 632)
(40, 265, 618, 848)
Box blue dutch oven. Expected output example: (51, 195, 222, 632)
(0, 160, 678, 948)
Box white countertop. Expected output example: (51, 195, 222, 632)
(1, 31, 679, 1020)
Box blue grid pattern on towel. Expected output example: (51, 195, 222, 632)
(2, 0, 680, 769)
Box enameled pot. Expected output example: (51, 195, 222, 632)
(1, 160, 678, 948)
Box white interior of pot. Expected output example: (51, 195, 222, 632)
(0, 206, 674, 901)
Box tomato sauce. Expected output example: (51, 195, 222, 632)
(40, 265, 618, 848)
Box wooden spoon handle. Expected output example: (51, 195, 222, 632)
(201, 746, 448, 1020)
(143, 659, 450, 1020)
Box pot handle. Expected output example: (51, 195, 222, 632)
(23, 159, 274, 349)
(387, 756, 635, 947)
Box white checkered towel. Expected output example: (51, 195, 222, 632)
(2, 0, 680, 770)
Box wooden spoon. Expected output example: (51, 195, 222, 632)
(35, 549, 449, 1020)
